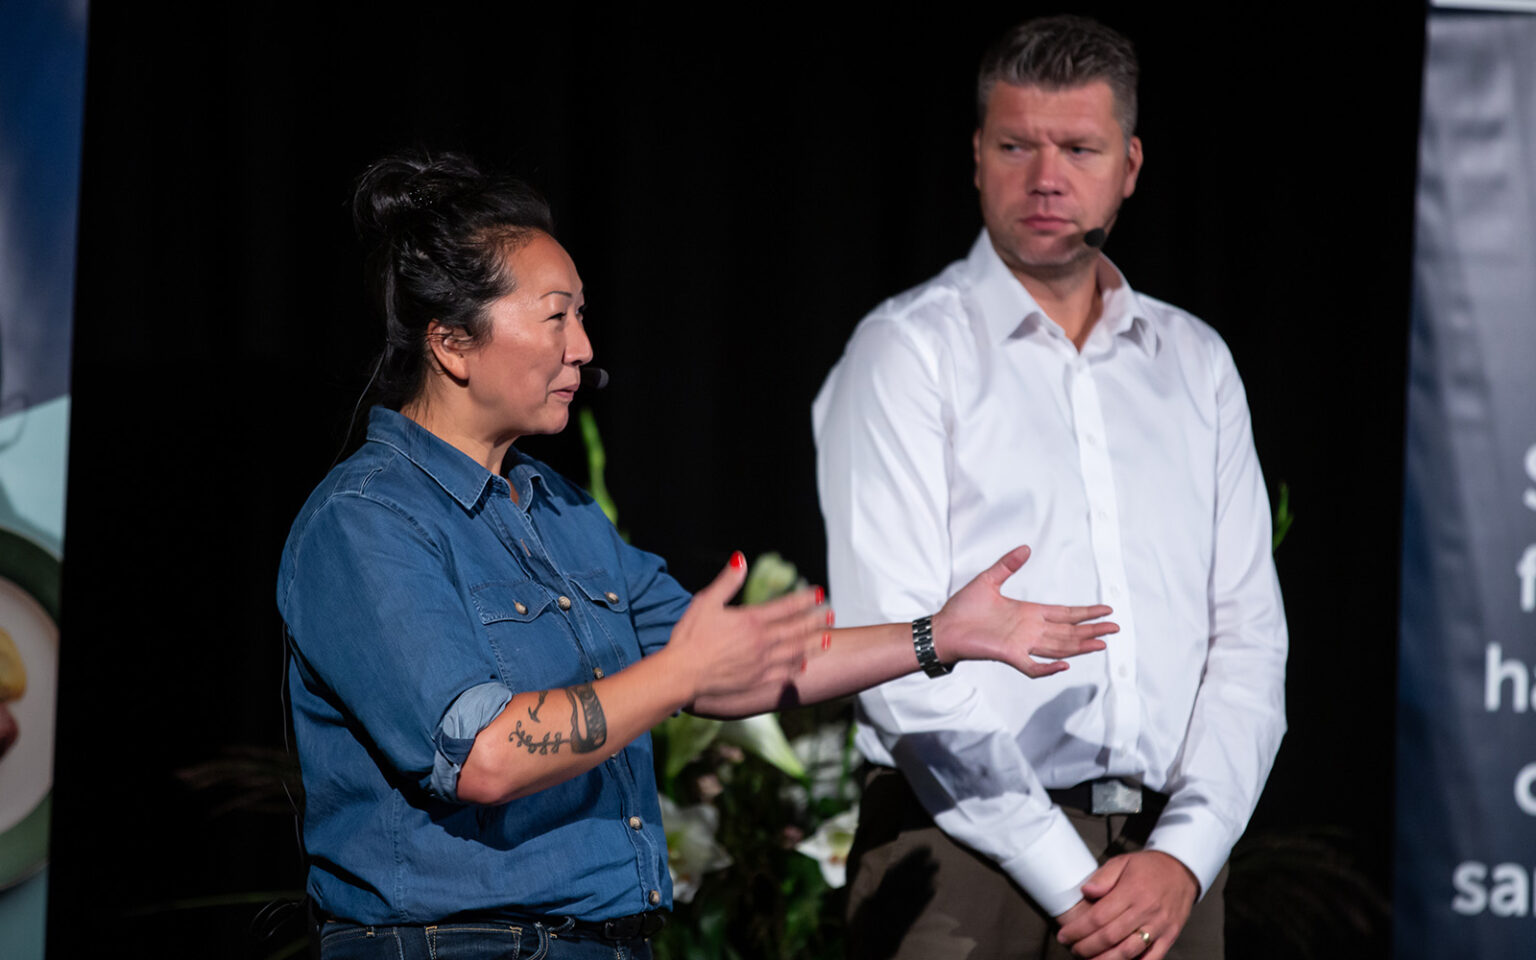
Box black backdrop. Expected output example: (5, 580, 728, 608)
(51, 5, 1425, 957)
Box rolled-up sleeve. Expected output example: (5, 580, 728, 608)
(280, 494, 510, 802)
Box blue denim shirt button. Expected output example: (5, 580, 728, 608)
(605, 591, 619, 603)
(628, 816, 642, 830)
(593, 667, 605, 680)
(514, 601, 527, 615)
(557, 595, 572, 610)
(649, 890, 661, 905)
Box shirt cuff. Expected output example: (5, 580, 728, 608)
(996, 809, 1100, 916)
(1143, 801, 1232, 899)
(430, 681, 514, 801)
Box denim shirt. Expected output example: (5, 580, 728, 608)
(277, 407, 691, 925)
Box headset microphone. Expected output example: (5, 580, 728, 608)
(581, 366, 610, 390)
(1083, 227, 1108, 249)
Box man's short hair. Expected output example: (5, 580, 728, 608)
(976, 15, 1139, 141)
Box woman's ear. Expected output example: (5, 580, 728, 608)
(425, 320, 474, 382)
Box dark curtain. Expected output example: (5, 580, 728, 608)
(52, 5, 1424, 957)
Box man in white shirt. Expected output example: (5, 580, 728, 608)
(812, 15, 1287, 960)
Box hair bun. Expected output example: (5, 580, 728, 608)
(352, 150, 485, 245)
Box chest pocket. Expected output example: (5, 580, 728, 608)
(565, 568, 640, 670)
(470, 578, 584, 691)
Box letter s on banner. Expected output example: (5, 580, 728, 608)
(1453, 862, 1488, 915)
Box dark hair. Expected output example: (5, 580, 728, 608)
(352, 149, 555, 409)
(976, 15, 1139, 142)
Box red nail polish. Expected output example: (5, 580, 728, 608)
(801, 659, 808, 673)
(826, 610, 835, 627)
(822, 633, 831, 651)
(814, 585, 825, 606)
(730, 551, 746, 571)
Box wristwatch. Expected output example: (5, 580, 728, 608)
(912, 615, 952, 678)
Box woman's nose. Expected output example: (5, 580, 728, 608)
(567, 316, 594, 365)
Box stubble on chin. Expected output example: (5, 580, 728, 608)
(992, 234, 1098, 285)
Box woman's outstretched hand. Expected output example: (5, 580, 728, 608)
(666, 551, 827, 705)
(933, 545, 1117, 677)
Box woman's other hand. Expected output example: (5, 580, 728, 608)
(666, 551, 827, 705)
(932, 545, 1117, 677)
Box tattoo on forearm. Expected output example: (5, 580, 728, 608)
(509, 719, 565, 755)
(564, 684, 607, 754)
(506, 684, 607, 756)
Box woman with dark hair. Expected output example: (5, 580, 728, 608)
(277, 149, 1117, 960)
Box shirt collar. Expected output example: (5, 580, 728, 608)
(364, 407, 550, 512)
(967, 230, 1159, 357)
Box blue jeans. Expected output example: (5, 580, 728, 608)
(319, 920, 654, 960)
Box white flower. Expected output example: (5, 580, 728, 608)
(789, 722, 855, 807)
(658, 794, 732, 903)
(718, 713, 805, 779)
(795, 806, 860, 888)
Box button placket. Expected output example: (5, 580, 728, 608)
(1069, 360, 1142, 756)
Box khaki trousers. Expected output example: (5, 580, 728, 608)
(845, 767, 1226, 960)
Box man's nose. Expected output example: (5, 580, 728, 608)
(1027, 147, 1065, 195)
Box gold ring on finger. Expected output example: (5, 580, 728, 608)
(1136, 929, 1152, 946)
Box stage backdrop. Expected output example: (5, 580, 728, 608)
(1396, 5, 1536, 957)
(0, 1, 86, 958)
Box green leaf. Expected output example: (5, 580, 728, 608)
(1272, 481, 1294, 553)
(719, 714, 806, 779)
(578, 408, 620, 527)
(657, 713, 724, 786)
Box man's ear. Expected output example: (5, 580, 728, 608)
(973, 127, 983, 190)
(425, 320, 474, 382)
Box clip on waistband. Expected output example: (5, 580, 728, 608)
(1047, 778, 1158, 815)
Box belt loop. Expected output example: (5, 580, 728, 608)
(526, 920, 552, 960)
(545, 915, 576, 940)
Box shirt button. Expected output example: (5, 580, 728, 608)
(593, 667, 605, 680)
(1085, 433, 1098, 447)
(557, 595, 572, 611)
(628, 815, 642, 830)
(1118, 665, 1130, 678)
(1095, 509, 1108, 521)
(1108, 585, 1121, 598)
(649, 890, 661, 905)
(605, 591, 619, 604)
(513, 601, 527, 615)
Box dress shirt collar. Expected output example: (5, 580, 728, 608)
(967, 230, 1159, 357)
(364, 406, 549, 512)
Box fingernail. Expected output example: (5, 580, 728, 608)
(730, 551, 746, 571)
(801, 659, 808, 673)
(822, 633, 831, 651)
(814, 585, 825, 606)
(826, 610, 835, 627)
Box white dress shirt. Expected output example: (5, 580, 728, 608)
(812, 232, 1287, 916)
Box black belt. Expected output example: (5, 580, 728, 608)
(1047, 778, 1168, 816)
(323, 910, 667, 944)
(566, 910, 668, 941)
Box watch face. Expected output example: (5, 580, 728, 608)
(0, 527, 58, 890)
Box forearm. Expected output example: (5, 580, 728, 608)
(689, 621, 915, 718)
(457, 645, 695, 804)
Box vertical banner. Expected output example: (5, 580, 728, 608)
(0, 1, 87, 958)
(1396, 8, 1536, 958)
